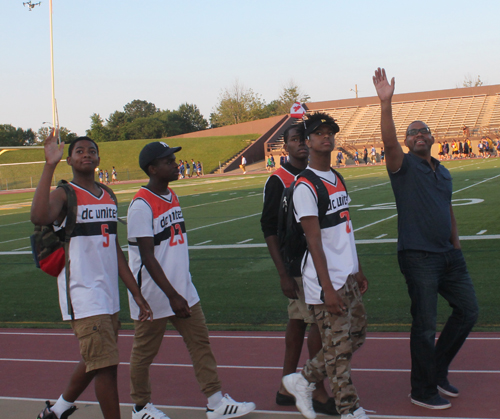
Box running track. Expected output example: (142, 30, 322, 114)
(0, 329, 498, 419)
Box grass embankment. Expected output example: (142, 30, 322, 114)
(0, 134, 258, 190)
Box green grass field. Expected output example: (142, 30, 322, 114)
(0, 134, 258, 190)
(1, 158, 499, 331)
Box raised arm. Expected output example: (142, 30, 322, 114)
(31, 129, 67, 225)
(373, 68, 404, 172)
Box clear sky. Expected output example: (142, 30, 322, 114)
(2, 0, 499, 136)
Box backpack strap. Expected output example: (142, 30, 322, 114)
(98, 182, 126, 225)
(330, 168, 348, 196)
(296, 169, 330, 221)
(56, 180, 78, 320)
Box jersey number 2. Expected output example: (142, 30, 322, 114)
(340, 211, 352, 234)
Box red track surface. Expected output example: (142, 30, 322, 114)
(0, 329, 498, 418)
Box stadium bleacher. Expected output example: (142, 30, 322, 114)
(306, 84, 500, 148)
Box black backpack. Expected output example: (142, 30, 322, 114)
(277, 168, 347, 276)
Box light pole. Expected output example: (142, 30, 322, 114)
(350, 84, 358, 99)
(49, 0, 57, 131)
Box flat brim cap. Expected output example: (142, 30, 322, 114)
(305, 120, 340, 137)
(139, 141, 182, 172)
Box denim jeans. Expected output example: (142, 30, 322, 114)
(398, 249, 479, 400)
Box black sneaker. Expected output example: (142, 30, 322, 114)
(313, 398, 339, 415)
(276, 391, 295, 406)
(410, 394, 451, 410)
(438, 383, 459, 398)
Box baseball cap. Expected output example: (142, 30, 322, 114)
(139, 141, 182, 173)
(304, 119, 340, 137)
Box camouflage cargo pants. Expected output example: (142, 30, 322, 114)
(302, 274, 367, 415)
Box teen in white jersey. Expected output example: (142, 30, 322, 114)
(31, 131, 151, 419)
(127, 142, 256, 419)
(282, 113, 370, 419)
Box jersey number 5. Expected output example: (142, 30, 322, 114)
(101, 224, 110, 247)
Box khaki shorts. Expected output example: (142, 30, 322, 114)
(287, 276, 315, 324)
(71, 313, 121, 372)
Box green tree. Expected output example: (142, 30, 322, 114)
(169, 103, 208, 134)
(0, 124, 22, 146)
(38, 126, 78, 144)
(86, 114, 111, 142)
(121, 117, 165, 140)
(23, 128, 37, 146)
(123, 100, 158, 120)
(210, 81, 267, 127)
(274, 81, 310, 115)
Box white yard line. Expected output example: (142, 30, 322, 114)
(186, 213, 261, 232)
(193, 240, 212, 246)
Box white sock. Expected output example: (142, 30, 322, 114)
(207, 391, 223, 409)
(51, 395, 75, 418)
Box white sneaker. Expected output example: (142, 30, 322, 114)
(132, 403, 170, 419)
(282, 373, 316, 419)
(341, 406, 370, 419)
(206, 394, 256, 419)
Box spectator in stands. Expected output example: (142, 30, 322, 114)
(280, 151, 287, 167)
(336, 150, 344, 167)
(354, 150, 360, 166)
(462, 125, 470, 138)
(451, 140, 458, 159)
(191, 159, 198, 176)
(478, 139, 484, 157)
(437, 142, 444, 160)
(370, 145, 377, 164)
(240, 155, 247, 174)
(443, 141, 449, 159)
(266, 155, 272, 172)
(486, 137, 494, 157)
(179, 160, 185, 179)
(373, 67, 478, 411)
(363, 147, 368, 164)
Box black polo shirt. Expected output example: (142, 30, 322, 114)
(388, 153, 454, 253)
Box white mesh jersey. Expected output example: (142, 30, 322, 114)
(57, 182, 120, 320)
(127, 187, 199, 320)
(293, 167, 359, 304)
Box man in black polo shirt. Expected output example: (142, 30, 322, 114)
(373, 68, 479, 410)
(260, 122, 337, 416)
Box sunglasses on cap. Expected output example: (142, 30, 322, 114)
(407, 127, 431, 136)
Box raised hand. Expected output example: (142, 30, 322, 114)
(44, 128, 64, 165)
(373, 67, 395, 102)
